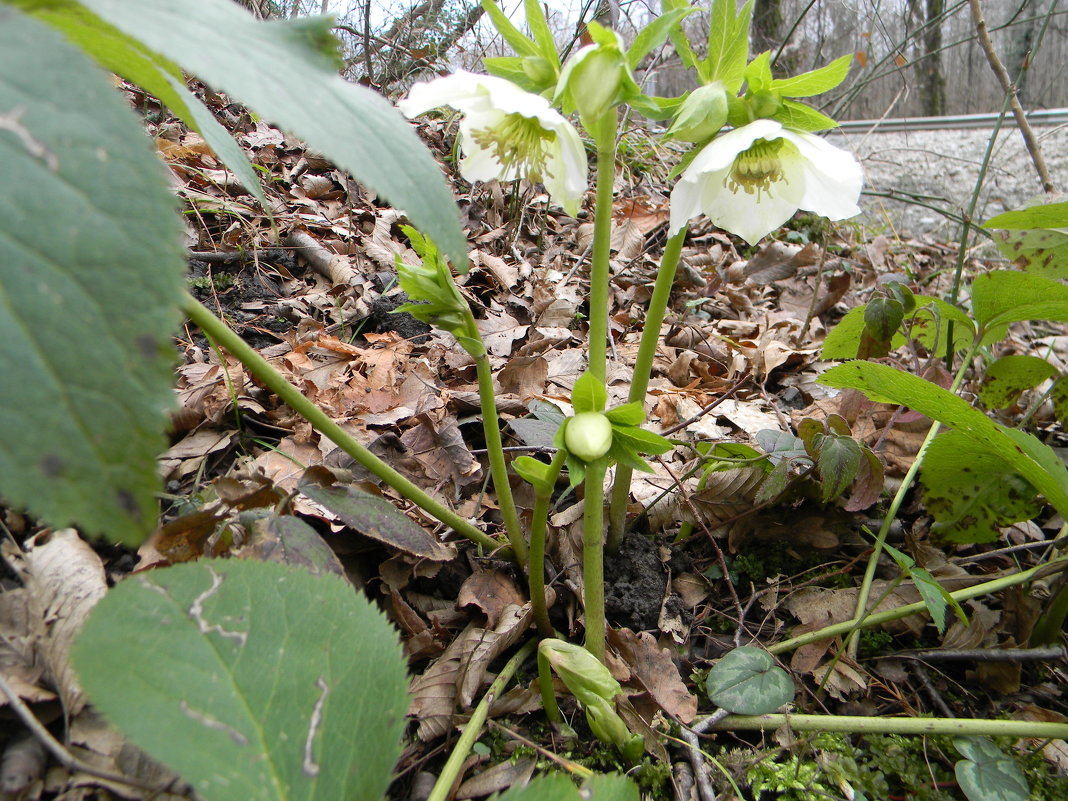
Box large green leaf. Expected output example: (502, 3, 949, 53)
(23, 1, 268, 212)
(79, 0, 467, 267)
(770, 54, 852, 97)
(818, 362, 1068, 519)
(954, 738, 1030, 801)
(702, 0, 753, 91)
(971, 271, 1068, 345)
(73, 559, 408, 801)
(979, 354, 1058, 409)
(0, 8, 185, 543)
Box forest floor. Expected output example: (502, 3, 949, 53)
(3, 85, 1068, 801)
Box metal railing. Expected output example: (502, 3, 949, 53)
(836, 108, 1068, 134)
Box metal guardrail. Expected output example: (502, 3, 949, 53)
(836, 108, 1068, 134)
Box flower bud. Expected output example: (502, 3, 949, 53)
(563, 412, 613, 463)
(539, 639, 621, 706)
(748, 88, 782, 119)
(666, 83, 728, 143)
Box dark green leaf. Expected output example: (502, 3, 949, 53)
(706, 646, 793, 714)
(298, 478, 456, 560)
(881, 541, 966, 633)
(954, 737, 1030, 801)
(0, 9, 185, 544)
(814, 434, 862, 503)
(611, 425, 673, 455)
(79, 0, 467, 267)
(863, 296, 904, 342)
(73, 559, 409, 801)
(605, 402, 645, 426)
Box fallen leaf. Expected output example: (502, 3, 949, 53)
(608, 628, 697, 723)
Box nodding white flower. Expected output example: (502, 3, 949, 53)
(398, 71, 587, 216)
(670, 118, 863, 245)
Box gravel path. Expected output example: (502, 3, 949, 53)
(826, 122, 1068, 239)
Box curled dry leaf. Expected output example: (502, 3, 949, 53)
(608, 628, 697, 723)
(15, 529, 107, 715)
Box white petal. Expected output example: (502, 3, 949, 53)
(680, 119, 784, 180)
(781, 130, 864, 220)
(702, 174, 804, 245)
(543, 121, 588, 216)
(669, 175, 707, 235)
(397, 70, 488, 117)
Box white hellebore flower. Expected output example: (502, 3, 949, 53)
(670, 118, 863, 245)
(398, 71, 587, 216)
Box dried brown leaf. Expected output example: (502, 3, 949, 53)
(608, 628, 697, 723)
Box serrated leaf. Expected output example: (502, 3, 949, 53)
(919, 431, 1042, 544)
(971, 271, 1068, 345)
(298, 479, 456, 560)
(845, 448, 884, 511)
(772, 98, 839, 131)
(705, 646, 793, 714)
(627, 7, 691, 69)
(72, 559, 408, 801)
(979, 355, 1058, 409)
(571, 371, 607, 414)
(954, 737, 1030, 801)
(753, 458, 791, 505)
(770, 53, 852, 97)
(864, 296, 905, 342)
(79, 0, 467, 267)
(819, 361, 1068, 520)
(814, 434, 862, 503)
(0, 9, 185, 544)
(990, 228, 1068, 279)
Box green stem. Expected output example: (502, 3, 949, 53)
(182, 294, 503, 555)
(606, 228, 687, 550)
(847, 343, 978, 658)
(426, 639, 537, 801)
(586, 112, 618, 384)
(470, 322, 526, 566)
(537, 645, 565, 727)
(706, 713, 1068, 739)
(530, 450, 567, 637)
(582, 460, 609, 662)
(769, 559, 1063, 656)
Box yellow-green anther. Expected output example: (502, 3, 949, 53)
(563, 412, 613, 463)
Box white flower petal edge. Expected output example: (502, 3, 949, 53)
(670, 119, 863, 245)
(398, 71, 588, 216)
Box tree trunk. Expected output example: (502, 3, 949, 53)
(920, 0, 946, 116)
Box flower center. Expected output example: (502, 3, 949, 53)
(724, 137, 787, 199)
(471, 113, 554, 182)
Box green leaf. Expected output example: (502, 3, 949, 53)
(298, 478, 455, 561)
(770, 54, 852, 97)
(989, 227, 1068, 279)
(703, 0, 753, 92)
(979, 355, 1058, 409)
(481, 0, 540, 57)
(755, 429, 807, 464)
(920, 431, 1042, 544)
(571, 371, 607, 414)
(822, 295, 971, 359)
(743, 51, 773, 93)
(971, 271, 1068, 344)
(605, 402, 645, 426)
(663, 0, 702, 77)
(513, 455, 554, 492)
(28, 1, 269, 213)
(73, 559, 408, 801)
(881, 541, 966, 633)
(954, 737, 1030, 801)
(864, 297, 904, 342)
(705, 646, 794, 715)
(611, 425, 674, 455)
(627, 6, 691, 69)
(493, 773, 639, 801)
(523, 0, 558, 65)
(79, 0, 467, 267)
(813, 434, 862, 503)
(581, 774, 641, 801)
(985, 200, 1068, 230)
(0, 9, 185, 544)
(1051, 375, 1068, 425)
(772, 99, 839, 132)
(819, 362, 1068, 519)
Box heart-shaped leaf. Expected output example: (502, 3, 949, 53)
(705, 646, 793, 714)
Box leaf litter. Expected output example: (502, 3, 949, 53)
(1, 79, 1066, 800)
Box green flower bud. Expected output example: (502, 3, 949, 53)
(666, 83, 728, 143)
(563, 412, 613, 462)
(539, 639, 621, 707)
(748, 88, 782, 119)
(522, 56, 557, 88)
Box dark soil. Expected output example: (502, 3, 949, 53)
(604, 530, 666, 631)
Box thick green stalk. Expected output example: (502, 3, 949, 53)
(582, 460, 609, 662)
(606, 227, 687, 550)
(530, 450, 567, 637)
(768, 560, 1061, 656)
(183, 294, 503, 554)
(469, 317, 526, 566)
(706, 713, 1068, 739)
(427, 639, 538, 801)
(586, 111, 618, 384)
(537, 645, 565, 727)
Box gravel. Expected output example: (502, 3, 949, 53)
(826, 122, 1068, 239)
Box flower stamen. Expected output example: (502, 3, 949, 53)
(471, 113, 555, 182)
(724, 137, 787, 199)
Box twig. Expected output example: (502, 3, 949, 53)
(968, 0, 1055, 193)
(661, 370, 752, 436)
(895, 645, 1067, 663)
(0, 675, 173, 794)
(680, 726, 717, 801)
